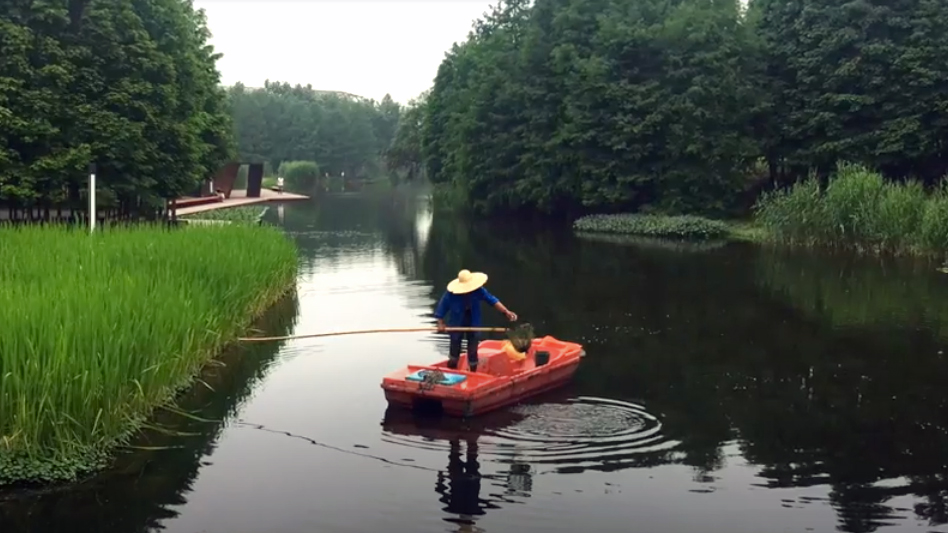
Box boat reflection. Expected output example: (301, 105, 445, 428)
(380, 403, 543, 531)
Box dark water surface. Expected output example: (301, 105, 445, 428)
(3, 189, 948, 533)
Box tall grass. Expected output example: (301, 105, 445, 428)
(754, 163, 948, 255)
(0, 223, 297, 485)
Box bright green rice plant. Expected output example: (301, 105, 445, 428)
(0, 223, 297, 484)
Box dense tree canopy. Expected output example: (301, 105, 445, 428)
(6, 0, 946, 219)
(389, 0, 948, 217)
(226, 81, 401, 179)
(0, 0, 234, 209)
(753, 0, 948, 183)
(385, 92, 428, 184)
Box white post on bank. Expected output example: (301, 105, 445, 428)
(88, 162, 96, 232)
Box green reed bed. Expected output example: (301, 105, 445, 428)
(572, 213, 730, 240)
(754, 163, 948, 255)
(0, 223, 297, 485)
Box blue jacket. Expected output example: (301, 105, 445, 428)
(433, 287, 499, 327)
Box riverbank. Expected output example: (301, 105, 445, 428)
(572, 164, 948, 258)
(0, 223, 298, 486)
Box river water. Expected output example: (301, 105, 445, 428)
(2, 188, 948, 533)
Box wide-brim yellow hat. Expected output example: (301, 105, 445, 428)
(447, 269, 488, 294)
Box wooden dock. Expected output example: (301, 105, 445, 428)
(175, 189, 308, 217)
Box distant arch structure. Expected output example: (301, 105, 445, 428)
(199, 162, 266, 199)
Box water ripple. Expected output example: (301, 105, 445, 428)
(381, 397, 680, 474)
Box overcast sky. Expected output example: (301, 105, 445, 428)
(195, 0, 496, 104)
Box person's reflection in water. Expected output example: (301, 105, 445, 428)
(436, 437, 488, 532)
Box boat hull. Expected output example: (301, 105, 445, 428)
(380, 336, 584, 417)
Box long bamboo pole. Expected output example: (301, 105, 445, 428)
(237, 326, 509, 343)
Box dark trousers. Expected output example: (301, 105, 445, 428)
(448, 331, 479, 370)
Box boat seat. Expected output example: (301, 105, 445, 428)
(484, 350, 525, 377)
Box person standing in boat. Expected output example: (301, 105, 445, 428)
(434, 269, 518, 373)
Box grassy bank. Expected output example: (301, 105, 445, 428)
(0, 223, 298, 485)
(754, 163, 948, 256)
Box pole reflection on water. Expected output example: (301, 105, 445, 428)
(3, 188, 948, 533)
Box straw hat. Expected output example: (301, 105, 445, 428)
(447, 269, 488, 294)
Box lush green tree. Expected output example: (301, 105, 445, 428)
(373, 93, 402, 157)
(752, 0, 948, 185)
(418, 0, 762, 217)
(226, 82, 400, 180)
(384, 92, 428, 183)
(0, 0, 235, 210)
(413, 0, 948, 218)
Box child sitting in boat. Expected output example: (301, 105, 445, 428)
(434, 269, 518, 373)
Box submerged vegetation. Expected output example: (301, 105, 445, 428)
(755, 164, 948, 256)
(0, 224, 297, 485)
(575, 232, 729, 253)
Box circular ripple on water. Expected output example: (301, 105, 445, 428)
(381, 396, 679, 474)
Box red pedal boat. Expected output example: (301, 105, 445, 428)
(380, 336, 585, 417)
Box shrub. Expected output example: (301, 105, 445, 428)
(0, 223, 297, 485)
(277, 160, 321, 190)
(572, 214, 729, 240)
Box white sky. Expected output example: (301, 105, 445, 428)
(195, 0, 497, 105)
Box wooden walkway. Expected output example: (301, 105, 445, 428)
(175, 189, 308, 217)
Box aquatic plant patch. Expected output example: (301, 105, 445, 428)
(181, 205, 268, 224)
(572, 213, 730, 240)
(0, 223, 297, 485)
